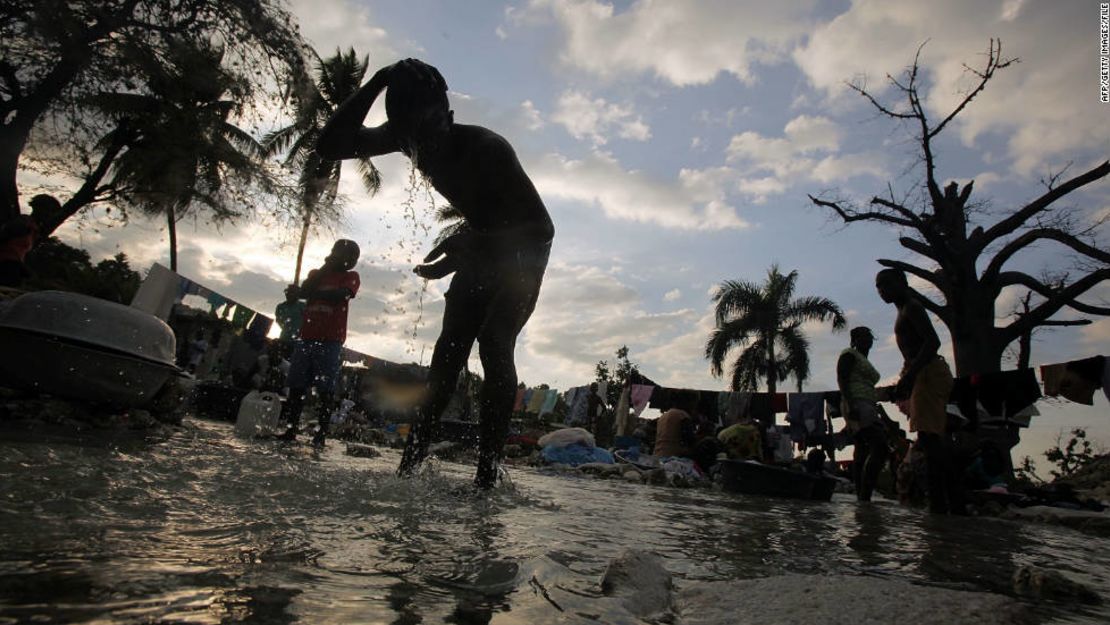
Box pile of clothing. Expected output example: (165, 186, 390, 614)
(539, 427, 614, 466)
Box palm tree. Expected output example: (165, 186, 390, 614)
(263, 47, 381, 285)
(432, 204, 468, 247)
(94, 40, 267, 271)
(705, 265, 846, 394)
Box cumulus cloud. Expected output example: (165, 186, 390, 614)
(288, 0, 397, 63)
(663, 289, 682, 302)
(794, 0, 1109, 174)
(726, 115, 884, 200)
(506, 0, 818, 86)
(518, 261, 702, 386)
(520, 100, 545, 130)
(551, 90, 651, 145)
(531, 150, 749, 230)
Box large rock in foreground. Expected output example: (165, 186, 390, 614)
(676, 574, 1031, 625)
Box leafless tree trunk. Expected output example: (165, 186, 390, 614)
(809, 40, 1109, 376)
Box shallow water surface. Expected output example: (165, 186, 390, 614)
(1, 418, 1107, 624)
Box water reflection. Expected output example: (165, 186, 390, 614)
(0, 417, 1108, 624)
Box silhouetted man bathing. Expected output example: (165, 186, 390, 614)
(317, 59, 554, 488)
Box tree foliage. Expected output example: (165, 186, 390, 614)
(1016, 428, 1099, 483)
(1, 0, 307, 228)
(23, 236, 141, 303)
(262, 47, 382, 285)
(91, 39, 269, 270)
(705, 265, 845, 394)
(808, 40, 1109, 376)
(595, 345, 641, 405)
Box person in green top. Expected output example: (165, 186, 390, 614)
(274, 285, 306, 348)
(717, 416, 763, 462)
(838, 326, 886, 501)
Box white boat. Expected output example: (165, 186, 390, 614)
(0, 290, 181, 407)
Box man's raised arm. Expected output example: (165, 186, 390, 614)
(317, 66, 398, 160)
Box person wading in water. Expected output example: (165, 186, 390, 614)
(876, 268, 962, 514)
(317, 58, 554, 488)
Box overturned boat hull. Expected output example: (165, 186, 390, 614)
(0, 328, 178, 408)
(717, 459, 837, 502)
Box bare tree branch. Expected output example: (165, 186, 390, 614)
(847, 80, 916, 119)
(869, 196, 922, 225)
(898, 236, 944, 263)
(1000, 269, 1110, 341)
(929, 39, 1017, 139)
(877, 258, 950, 291)
(1040, 319, 1093, 327)
(973, 160, 1110, 251)
(907, 285, 949, 321)
(808, 194, 917, 227)
(982, 227, 1110, 285)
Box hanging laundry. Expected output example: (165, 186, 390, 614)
(973, 369, 1041, 419)
(614, 385, 632, 436)
(631, 384, 655, 416)
(948, 375, 980, 428)
(513, 388, 527, 412)
(719, 392, 753, 426)
(1042, 356, 1105, 405)
(697, 391, 721, 425)
(527, 387, 547, 414)
(205, 292, 227, 315)
(539, 389, 559, 416)
(130, 262, 182, 320)
(823, 391, 842, 420)
(247, 313, 273, 338)
(231, 304, 254, 330)
(1103, 357, 1110, 403)
(771, 392, 788, 414)
(568, 386, 590, 425)
(786, 392, 825, 443)
(748, 393, 773, 425)
(1008, 403, 1039, 429)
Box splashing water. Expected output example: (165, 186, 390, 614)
(2, 418, 1109, 624)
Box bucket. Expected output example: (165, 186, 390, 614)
(235, 390, 283, 438)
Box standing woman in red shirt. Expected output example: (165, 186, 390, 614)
(279, 239, 361, 446)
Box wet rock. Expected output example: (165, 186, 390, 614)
(358, 428, 388, 445)
(429, 441, 460, 459)
(145, 377, 190, 425)
(599, 549, 673, 619)
(1002, 505, 1110, 537)
(676, 574, 1030, 625)
(577, 462, 620, 477)
(645, 468, 667, 485)
(125, 410, 157, 430)
(623, 472, 642, 483)
(345, 443, 381, 458)
(1013, 565, 1102, 605)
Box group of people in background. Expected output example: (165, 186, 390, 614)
(563, 266, 969, 514)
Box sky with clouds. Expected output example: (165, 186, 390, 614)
(29, 0, 1110, 465)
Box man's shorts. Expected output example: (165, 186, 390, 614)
(443, 241, 550, 342)
(287, 340, 343, 393)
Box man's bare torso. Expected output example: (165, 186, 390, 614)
(419, 124, 552, 241)
(894, 299, 927, 367)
